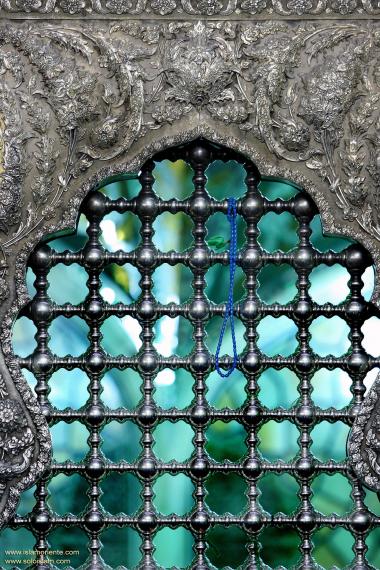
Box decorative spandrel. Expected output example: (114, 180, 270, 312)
(0, 21, 379, 302)
(2, 139, 380, 568)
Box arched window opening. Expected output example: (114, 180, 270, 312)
(7, 139, 380, 569)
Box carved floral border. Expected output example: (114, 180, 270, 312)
(348, 372, 380, 491)
(0, 0, 379, 17)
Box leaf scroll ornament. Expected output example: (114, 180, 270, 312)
(348, 373, 380, 492)
(0, 381, 35, 501)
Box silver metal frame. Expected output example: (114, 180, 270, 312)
(0, 12, 379, 528)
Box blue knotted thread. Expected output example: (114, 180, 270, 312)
(215, 197, 239, 378)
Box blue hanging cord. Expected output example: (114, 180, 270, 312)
(215, 197, 239, 378)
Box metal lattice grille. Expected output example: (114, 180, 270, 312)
(8, 139, 380, 569)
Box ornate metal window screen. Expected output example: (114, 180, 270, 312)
(3, 139, 380, 568)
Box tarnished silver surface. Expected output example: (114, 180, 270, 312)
(348, 373, 380, 492)
(0, 0, 379, 17)
(0, 14, 379, 527)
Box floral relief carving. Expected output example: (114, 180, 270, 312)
(348, 374, 380, 491)
(0, 85, 24, 238)
(0, 371, 37, 506)
(0, 399, 34, 487)
(1, 0, 379, 15)
(0, 21, 378, 273)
